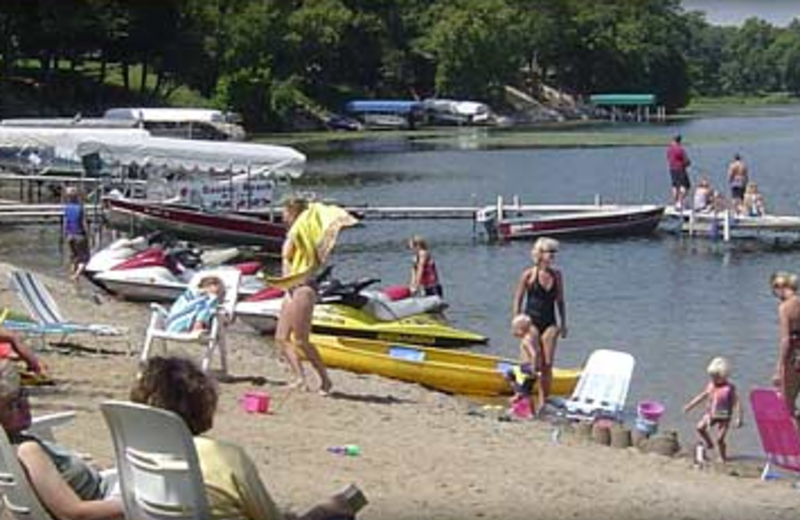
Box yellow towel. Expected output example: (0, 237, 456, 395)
(266, 203, 357, 289)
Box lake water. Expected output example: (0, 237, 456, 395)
(6, 108, 800, 454)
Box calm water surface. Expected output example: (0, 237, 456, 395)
(7, 109, 800, 453)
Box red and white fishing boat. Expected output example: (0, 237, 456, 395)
(477, 199, 665, 241)
(74, 134, 306, 251)
(103, 197, 285, 252)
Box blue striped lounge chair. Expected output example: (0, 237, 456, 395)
(4, 270, 130, 354)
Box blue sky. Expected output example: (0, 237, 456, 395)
(683, 0, 800, 26)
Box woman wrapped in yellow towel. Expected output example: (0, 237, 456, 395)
(269, 196, 357, 394)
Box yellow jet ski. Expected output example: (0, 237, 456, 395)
(236, 271, 488, 347)
(310, 301, 487, 348)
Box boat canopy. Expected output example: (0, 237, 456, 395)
(1, 118, 138, 129)
(422, 99, 489, 116)
(76, 135, 305, 178)
(104, 107, 233, 123)
(589, 94, 657, 106)
(345, 100, 423, 114)
(0, 127, 152, 174)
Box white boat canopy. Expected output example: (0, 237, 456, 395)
(0, 127, 152, 174)
(104, 107, 231, 123)
(76, 135, 306, 178)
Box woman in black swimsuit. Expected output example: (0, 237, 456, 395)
(771, 271, 800, 426)
(512, 237, 567, 402)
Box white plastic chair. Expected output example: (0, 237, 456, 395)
(140, 269, 240, 375)
(0, 412, 79, 520)
(100, 400, 211, 520)
(565, 349, 635, 420)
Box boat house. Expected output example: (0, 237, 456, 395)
(589, 93, 665, 122)
(344, 100, 424, 129)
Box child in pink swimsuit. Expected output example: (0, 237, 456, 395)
(506, 314, 545, 417)
(683, 357, 743, 463)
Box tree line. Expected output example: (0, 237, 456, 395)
(1, 0, 800, 130)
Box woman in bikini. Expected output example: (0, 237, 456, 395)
(275, 197, 332, 395)
(512, 237, 567, 401)
(771, 271, 800, 427)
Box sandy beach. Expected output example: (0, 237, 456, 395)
(2, 261, 799, 520)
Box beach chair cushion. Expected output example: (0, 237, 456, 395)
(750, 387, 800, 477)
(566, 349, 635, 418)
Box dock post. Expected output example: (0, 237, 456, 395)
(497, 195, 504, 222)
(723, 210, 731, 242)
(688, 209, 695, 237)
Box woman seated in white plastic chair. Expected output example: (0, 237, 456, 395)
(166, 276, 225, 334)
(131, 356, 366, 520)
(0, 360, 123, 519)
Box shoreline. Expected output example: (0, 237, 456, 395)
(2, 261, 799, 520)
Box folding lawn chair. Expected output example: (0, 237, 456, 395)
(565, 349, 635, 421)
(100, 400, 211, 520)
(140, 268, 240, 375)
(750, 387, 800, 481)
(4, 270, 130, 354)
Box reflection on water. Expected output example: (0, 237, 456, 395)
(8, 108, 800, 454)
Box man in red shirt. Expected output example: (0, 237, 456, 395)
(666, 134, 691, 209)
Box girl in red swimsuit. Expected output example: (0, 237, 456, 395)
(683, 357, 743, 463)
(409, 236, 443, 297)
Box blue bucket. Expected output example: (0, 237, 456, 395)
(635, 417, 658, 436)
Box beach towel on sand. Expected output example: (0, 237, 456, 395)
(267, 202, 357, 290)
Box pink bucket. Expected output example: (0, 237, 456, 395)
(241, 391, 270, 414)
(637, 400, 665, 422)
(511, 398, 534, 419)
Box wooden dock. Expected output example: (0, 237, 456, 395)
(0, 203, 103, 225)
(346, 201, 616, 220)
(0, 199, 617, 226)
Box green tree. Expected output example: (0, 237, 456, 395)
(723, 18, 779, 94)
(422, 0, 524, 101)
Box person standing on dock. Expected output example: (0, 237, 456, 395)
(62, 186, 90, 283)
(512, 237, 567, 403)
(409, 235, 443, 297)
(727, 153, 749, 214)
(666, 134, 691, 210)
